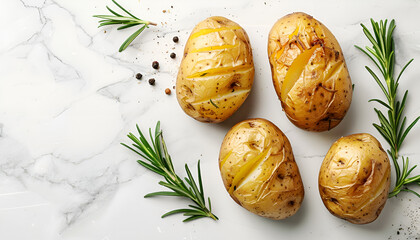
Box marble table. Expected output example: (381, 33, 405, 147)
(1, 0, 420, 239)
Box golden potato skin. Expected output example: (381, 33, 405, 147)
(176, 16, 254, 123)
(318, 133, 391, 224)
(268, 12, 352, 131)
(219, 118, 304, 219)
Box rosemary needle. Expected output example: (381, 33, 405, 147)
(209, 99, 219, 108)
(121, 122, 218, 222)
(93, 0, 157, 52)
(356, 19, 420, 198)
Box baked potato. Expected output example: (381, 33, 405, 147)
(268, 12, 352, 131)
(318, 133, 391, 224)
(176, 16, 254, 123)
(219, 118, 304, 219)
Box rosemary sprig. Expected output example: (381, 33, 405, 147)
(93, 0, 157, 52)
(356, 19, 420, 198)
(121, 122, 218, 222)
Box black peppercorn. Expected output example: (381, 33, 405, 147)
(173, 36, 179, 43)
(148, 78, 155, 85)
(170, 52, 176, 59)
(152, 61, 159, 69)
(135, 73, 143, 80)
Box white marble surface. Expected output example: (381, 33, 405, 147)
(1, 0, 420, 239)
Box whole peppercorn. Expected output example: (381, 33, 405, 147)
(148, 78, 156, 85)
(152, 61, 159, 69)
(170, 52, 176, 59)
(165, 88, 171, 95)
(135, 73, 143, 80)
(173, 36, 179, 43)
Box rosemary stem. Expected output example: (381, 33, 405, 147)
(209, 213, 218, 220)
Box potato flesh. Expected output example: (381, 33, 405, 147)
(228, 148, 271, 194)
(281, 45, 319, 102)
(318, 133, 391, 224)
(176, 17, 254, 123)
(219, 118, 304, 220)
(268, 12, 352, 131)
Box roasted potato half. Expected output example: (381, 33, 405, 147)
(318, 133, 391, 224)
(219, 118, 304, 219)
(176, 16, 254, 123)
(268, 12, 352, 131)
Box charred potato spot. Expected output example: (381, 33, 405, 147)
(176, 16, 254, 123)
(268, 12, 352, 131)
(318, 133, 391, 224)
(219, 118, 304, 220)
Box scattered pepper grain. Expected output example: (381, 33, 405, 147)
(152, 61, 159, 69)
(135, 73, 143, 80)
(170, 52, 176, 59)
(148, 78, 155, 85)
(173, 36, 179, 43)
(165, 88, 171, 95)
